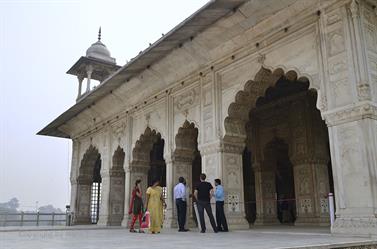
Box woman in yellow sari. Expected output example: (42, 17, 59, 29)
(146, 179, 165, 234)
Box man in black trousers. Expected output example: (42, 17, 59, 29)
(174, 176, 188, 232)
(214, 178, 228, 232)
(194, 173, 218, 233)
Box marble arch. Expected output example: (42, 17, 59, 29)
(130, 127, 166, 193)
(224, 67, 312, 141)
(75, 145, 102, 225)
(172, 120, 201, 227)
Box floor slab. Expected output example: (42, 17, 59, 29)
(1, 226, 376, 249)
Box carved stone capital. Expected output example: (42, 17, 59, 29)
(106, 169, 125, 177)
(349, 0, 360, 19)
(291, 156, 329, 165)
(198, 141, 222, 155)
(357, 83, 372, 101)
(172, 149, 194, 163)
(76, 175, 92, 185)
(322, 102, 377, 127)
(221, 140, 245, 154)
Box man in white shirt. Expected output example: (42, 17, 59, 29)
(174, 176, 188, 232)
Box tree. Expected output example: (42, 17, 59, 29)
(38, 204, 62, 213)
(0, 197, 19, 212)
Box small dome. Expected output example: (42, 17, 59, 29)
(86, 40, 115, 64)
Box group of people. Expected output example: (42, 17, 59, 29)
(128, 173, 228, 234)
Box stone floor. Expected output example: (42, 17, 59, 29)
(1, 226, 376, 249)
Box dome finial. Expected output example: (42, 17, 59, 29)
(98, 26, 101, 41)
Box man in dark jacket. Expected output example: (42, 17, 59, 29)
(194, 173, 218, 233)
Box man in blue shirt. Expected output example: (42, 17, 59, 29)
(214, 179, 228, 232)
(174, 176, 188, 232)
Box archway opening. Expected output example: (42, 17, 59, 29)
(174, 120, 201, 227)
(242, 147, 256, 224)
(131, 127, 166, 202)
(263, 138, 296, 224)
(226, 67, 335, 226)
(75, 145, 102, 225)
(149, 137, 166, 188)
(90, 154, 102, 224)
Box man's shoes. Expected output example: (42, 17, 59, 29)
(219, 230, 229, 232)
(178, 229, 189, 232)
(200, 230, 205, 233)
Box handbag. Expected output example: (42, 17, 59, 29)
(140, 211, 150, 229)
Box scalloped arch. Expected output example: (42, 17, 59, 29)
(224, 66, 313, 141)
(132, 127, 164, 163)
(175, 120, 199, 153)
(112, 145, 125, 170)
(79, 144, 101, 179)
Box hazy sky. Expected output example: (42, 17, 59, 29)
(0, 0, 208, 211)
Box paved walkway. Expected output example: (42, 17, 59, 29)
(1, 226, 376, 249)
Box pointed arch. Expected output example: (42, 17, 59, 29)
(224, 67, 311, 141)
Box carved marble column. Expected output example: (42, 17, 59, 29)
(97, 169, 111, 226)
(323, 103, 377, 236)
(218, 140, 249, 229)
(107, 169, 125, 226)
(169, 150, 193, 228)
(253, 162, 279, 225)
(69, 140, 80, 224)
(121, 168, 132, 227)
(163, 155, 176, 228)
(291, 159, 330, 226)
(73, 176, 92, 225)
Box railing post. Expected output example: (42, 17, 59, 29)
(4, 213, 7, 226)
(36, 211, 40, 226)
(52, 212, 55, 226)
(20, 212, 24, 227)
(328, 193, 335, 226)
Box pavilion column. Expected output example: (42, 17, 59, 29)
(165, 149, 193, 228)
(163, 155, 177, 228)
(106, 169, 125, 226)
(323, 103, 377, 236)
(291, 159, 330, 226)
(253, 161, 279, 225)
(206, 140, 249, 229)
(121, 168, 132, 227)
(97, 170, 111, 226)
(73, 176, 92, 225)
(77, 76, 84, 100)
(86, 65, 93, 92)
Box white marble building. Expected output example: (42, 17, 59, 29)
(39, 0, 377, 236)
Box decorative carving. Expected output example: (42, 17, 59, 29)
(327, 31, 345, 57)
(227, 194, 240, 212)
(300, 199, 313, 214)
(326, 11, 341, 25)
(227, 171, 240, 188)
(332, 217, 377, 234)
(174, 88, 198, 111)
(320, 198, 329, 214)
(323, 102, 377, 126)
(298, 167, 311, 195)
(349, 0, 359, 19)
(203, 88, 212, 106)
(357, 83, 372, 100)
(328, 58, 347, 76)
